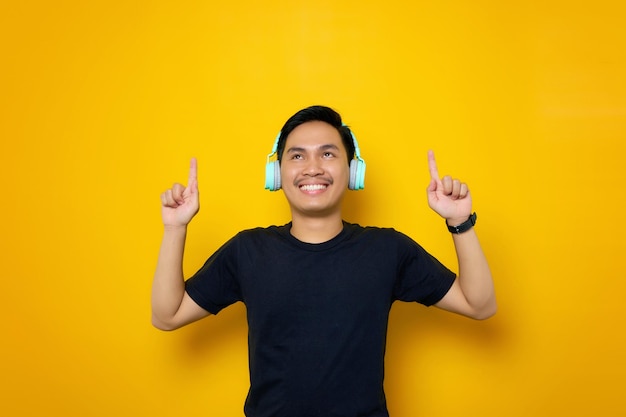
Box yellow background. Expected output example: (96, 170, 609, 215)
(2, 1, 625, 416)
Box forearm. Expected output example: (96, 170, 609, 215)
(151, 225, 188, 325)
(451, 228, 497, 318)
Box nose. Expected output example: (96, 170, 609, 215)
(303, 158, 324, 176)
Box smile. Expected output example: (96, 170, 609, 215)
(299, 184, 328, 191)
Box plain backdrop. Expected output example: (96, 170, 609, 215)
(1, 1, 625, 416)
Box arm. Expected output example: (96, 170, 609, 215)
(151, 158, 211, 330)
(426, 151, 497, 320)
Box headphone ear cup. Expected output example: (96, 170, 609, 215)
(265, 160, 281, 191)
(349, 159, 358, 190)
(274, 161, 281, 190)
(349, 159, 366, 190)
(265, 161, 281, 191)
(356, 159, 365, 190)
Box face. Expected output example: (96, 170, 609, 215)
(280, 121, 350, 219)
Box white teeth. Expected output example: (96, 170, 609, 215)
(300, 184, 327, 191)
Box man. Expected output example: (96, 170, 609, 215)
(152, 105, 496, 417)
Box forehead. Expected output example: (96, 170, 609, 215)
(284, 121, 344, 150)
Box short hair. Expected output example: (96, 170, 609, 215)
(276, 105, 355, 163)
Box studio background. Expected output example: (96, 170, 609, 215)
(1, 1, 624, 416)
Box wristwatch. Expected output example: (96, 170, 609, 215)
(446, 212, 477, 234)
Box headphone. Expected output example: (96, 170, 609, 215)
(264, 125, 366, 191)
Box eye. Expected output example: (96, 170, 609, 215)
(323, 151, 335, 158)
(291, 153, 303, 160)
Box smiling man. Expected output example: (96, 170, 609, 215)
(151, 105, 496, 417)
(280, 119, 351, 242)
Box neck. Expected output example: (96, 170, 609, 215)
(289, 213, 344, 244)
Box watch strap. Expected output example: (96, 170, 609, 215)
(447, 212, 477, 234)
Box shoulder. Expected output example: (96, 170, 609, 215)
(208, 225, 289, 261)
(349, 223, 434, 257)
(343, 222, 421, 251)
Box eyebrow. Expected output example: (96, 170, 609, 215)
(285, 144, 341, 154)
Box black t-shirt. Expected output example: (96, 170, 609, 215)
(185, 222, 456, 417)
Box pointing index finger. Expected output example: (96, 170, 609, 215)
(188, 157, 198, 185)
(427, 150, 439, 180)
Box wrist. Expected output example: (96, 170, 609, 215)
(163, 224, 188, 233)
(446, 212, 477, 234)
(446, 217, 469, 227)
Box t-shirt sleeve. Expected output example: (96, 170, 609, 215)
(184, 235, 243, 315)
(393, 232, 456, 306)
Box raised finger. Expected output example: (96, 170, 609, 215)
(188, 158, 198, 187)
(427, 150, 440, 181)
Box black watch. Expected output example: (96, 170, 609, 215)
(446, 212, 477, 234)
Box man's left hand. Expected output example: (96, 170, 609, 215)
(426, 150, 472, 225)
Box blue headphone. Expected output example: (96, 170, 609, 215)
(264, 125, 366, 191)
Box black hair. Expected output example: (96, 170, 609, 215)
(276, 105, 355, 163)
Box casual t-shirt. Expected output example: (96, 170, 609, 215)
(185, 222, 456, 417)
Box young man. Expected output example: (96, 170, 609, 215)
(152, 105, 496, 417)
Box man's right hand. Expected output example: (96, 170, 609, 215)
(160, 158, 199, 227)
